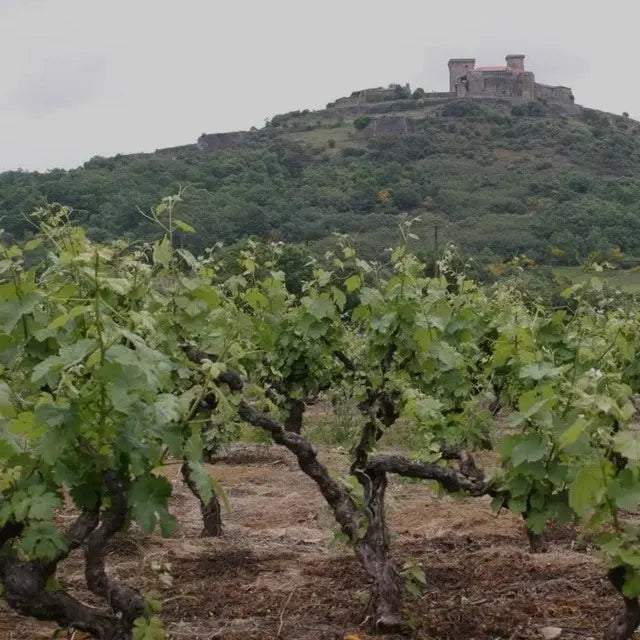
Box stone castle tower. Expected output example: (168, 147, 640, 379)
(505, 54, 525, 71)
(447, 54, 573, 104)
(448, 58, 476, 92)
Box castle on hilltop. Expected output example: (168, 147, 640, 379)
(448, 54, 574, 104)
(186, 54, 578, 156)
(329, 53, 575, 109)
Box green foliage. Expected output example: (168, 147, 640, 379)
(486, 275, 640, 591)
(0, 199, 237, 635)
(391, 182, 421, 210)
(353, 116, 373, 131)
(511, 101, 546, 117)
(441, 100, 482, 117)
(401, 559, 427, 599)
(2, 101, 640, 267)
(132, 616, 165, 640)
(5, 200, 640, 635)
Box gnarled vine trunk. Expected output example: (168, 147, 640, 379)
(84, 472, 146, 633)
(0, 554, 128, 640)
(604, 567, 640, 640)
(354, 471, 405, 632)
(237, 401, 399, 629)
(236, 397, 491, 634)
(0, 491, 146, 640)
(525, 527, 549, 553)
(284, 398, 305, 434)
(181, 461, 223, 537)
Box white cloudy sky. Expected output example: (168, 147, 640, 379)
(0, 0, 636, 171)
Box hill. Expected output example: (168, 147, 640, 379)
(2, 94, 640, 267)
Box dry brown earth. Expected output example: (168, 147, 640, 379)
(0, 445, 618, 640)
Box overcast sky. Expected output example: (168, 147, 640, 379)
(0, 0, 636, 172)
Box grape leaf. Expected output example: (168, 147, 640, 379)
(129, 475, 176, 537)
(132, 616, 165, 640)
(613, 432, 640, 462)
(511, 435, 548, 467)
(569, 463, 609, 518)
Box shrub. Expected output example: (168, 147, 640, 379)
(583, 108, 609, 127)
(566, 173, 590, 193)
(392, 182, 421, 210)
(341, 146, 366, 157)
(353, 116, 373, 131)
(511, 102, 546, 117)
(488, 197, 526, 214)
(442, 100, 482, 117)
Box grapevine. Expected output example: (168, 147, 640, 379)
(2, 203, 640, 639)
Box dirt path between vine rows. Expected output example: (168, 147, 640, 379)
(0, 445, 620, 640)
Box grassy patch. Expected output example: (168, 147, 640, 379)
(553, 266, 640, 292)
(283, 125, 361, 151)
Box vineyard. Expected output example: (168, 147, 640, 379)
(2, 195, 640, 640)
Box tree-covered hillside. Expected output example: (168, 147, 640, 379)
(2, 99, 640, 266)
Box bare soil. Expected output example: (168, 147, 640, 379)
(0, 445, 619, 640)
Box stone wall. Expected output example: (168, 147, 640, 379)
(326, 99, 417, 116)
(197, 131, 252, 152)
(373, 116, 410, 137)
(332, 84, 411, 107)
(465, 70, 535, 101)
(535, 83, 573, 104)
(547, 101, 583, 116)
(521, 72, 535, 101)
(423, 92, 456, 99)
(328, 95, 463, 116)
(332, 95, 360, 108)
(355, 115, 412, 140)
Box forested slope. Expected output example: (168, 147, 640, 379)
(2, 99, 640, 265)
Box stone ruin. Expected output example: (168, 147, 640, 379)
(197, 131, 252, 152)
(354, 116, 412, 140)
(329, 83, 412, 108)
